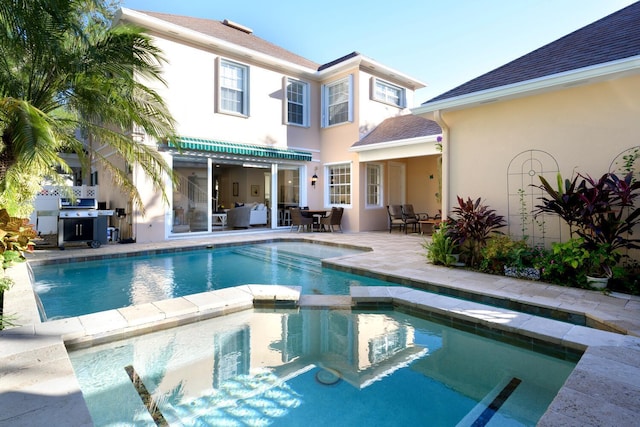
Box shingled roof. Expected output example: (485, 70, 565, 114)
(134, 10, 320, 70)
(425, 2, 640, 104)
(352, 115, 441, 148)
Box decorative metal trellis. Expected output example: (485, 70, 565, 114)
(506, 150, 561, 247)
(609, 146, 640, 182)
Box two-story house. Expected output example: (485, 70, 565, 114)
(97, 8, 441, 243)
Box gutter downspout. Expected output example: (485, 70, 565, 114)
(433, 110, 450, 219)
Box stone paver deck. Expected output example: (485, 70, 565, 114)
(1, 230, 639, 426)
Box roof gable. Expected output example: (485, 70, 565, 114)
(426, 2, 640, 104)
(132, 10, 320, 70)
(352, 115, 441, 148)
(119, 10, 425, 89)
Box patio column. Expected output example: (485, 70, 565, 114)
(434, 110, 450, 218)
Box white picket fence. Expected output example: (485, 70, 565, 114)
(29, 186, 99, 235)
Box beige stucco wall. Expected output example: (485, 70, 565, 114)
(317, 68, 424, 232)
(357, 70, 412, 138)
(407, 155, 439, 216)
(433, 74, 640, 241)
(318, 70, 361, 231)
(147, 36, 322, 152)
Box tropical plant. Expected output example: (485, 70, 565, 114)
(0, 0, 178, 216)
(536, 238, 589, 287)
(575, 172, 640, 253)
(448, 196, 506, 267)
(424, 222, 457, 266)
(536, 171, 640, 279)
(0, 208, 34, 329)
(534, 173, 586, 238)
(537, 172, 640, 250)
(0, 209, 36, 269)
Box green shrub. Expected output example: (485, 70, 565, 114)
(424, 222, 457, 266)
(537, 238, 589, 287)
(479, 235, 524, 274)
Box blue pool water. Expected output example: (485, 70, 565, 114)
(69, 308, 576, 426)
(33, 242, 391, 320)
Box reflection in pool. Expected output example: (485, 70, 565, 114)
(69, 308, 576, 426)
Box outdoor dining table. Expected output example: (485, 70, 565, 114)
(419, 219, 441, 235)
(301, 209, 329, 231)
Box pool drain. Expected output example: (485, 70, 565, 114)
(315, 367, 341, 386)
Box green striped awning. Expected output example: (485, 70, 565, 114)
(163, 137, 312, 162)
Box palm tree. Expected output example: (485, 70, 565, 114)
(0, 0, 177, 216)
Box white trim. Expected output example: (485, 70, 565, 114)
(324, 161, 353, 208)
(319, 54, 426, 90)
(413, 56, 640, 115)
(352, 135, 442, 163)
(218, 58, 250, 116)
(322, 75, 354, 128)
(372, 78, 406, 108)
(365, 163, 384, 209)
(350, 134, 441, 152)
(284, 77, 310, 127)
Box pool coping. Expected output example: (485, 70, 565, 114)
(2, 233, 640, 426)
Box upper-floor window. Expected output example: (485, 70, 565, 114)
(366, 163, 383, 207)
(286, 78, 309, 126)
(327, 162, 351, 206)
(322, 75, 353, 127)
(373, 78, 405, 108)
(219, 59, 249, 116)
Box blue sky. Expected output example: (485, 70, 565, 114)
(120, 0, 637, 104)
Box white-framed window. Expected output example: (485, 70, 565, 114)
(285, 78, 309, 126)
(322, 75, 353, 127)
(373, 78, 405, 108)
(326, 162, 351, 206)
(366, 163, 383, 207)
(219, 59, 249, 116)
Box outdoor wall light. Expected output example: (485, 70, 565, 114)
(311, 167, 318, 188)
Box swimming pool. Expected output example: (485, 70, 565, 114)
(69, 308, 576, 426)
(33, 242, 388, 320)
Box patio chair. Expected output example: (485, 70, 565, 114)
(387, 205, 405, 233)
(320, 207, 344, 232)
(290, 207, 313, 232)
(401, 204, 422, 234)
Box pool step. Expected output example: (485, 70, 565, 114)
(232, 246, 324, 275)
(299, 294, 352, 309)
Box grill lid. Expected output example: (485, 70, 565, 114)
(59, 198, 97, 209)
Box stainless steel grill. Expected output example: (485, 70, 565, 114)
(57, 198, 104, 249)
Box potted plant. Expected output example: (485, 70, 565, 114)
(584, 242, 620, 289)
